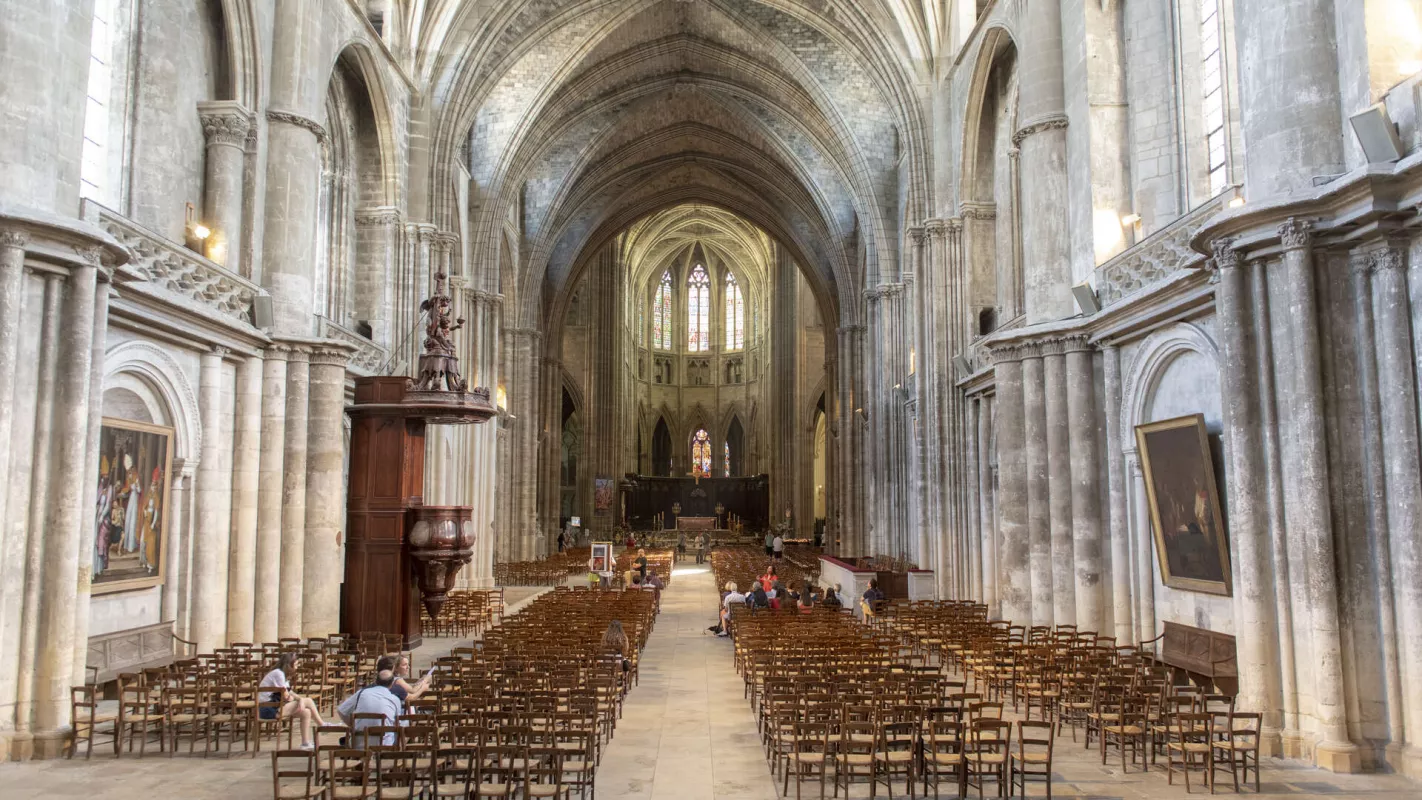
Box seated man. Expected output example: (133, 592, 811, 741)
(645, 571, 665, 591)
(337, 669, 404, 748)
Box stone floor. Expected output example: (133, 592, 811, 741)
(1, 573, 1419, 799)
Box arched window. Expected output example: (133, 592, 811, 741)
(687, 264, 710, 352)
(725, 416, 745, 477)
(691, 428, 711, 476)
(653, 271, 673, 350)
(723, 441, 731, 478)
(80, 0, 121, 204)
(725, 271, 744, 351)
(1200, 0, 1228, 196)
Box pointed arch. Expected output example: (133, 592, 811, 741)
(651, 416, 673, 477)
(725, 415, 746, 478)
(687, 262, 711, 352)
(691, 427, 712, 477)
(653, 269, 674, 350)
(724, 268, 745, 351)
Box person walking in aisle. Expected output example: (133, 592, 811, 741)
(694, 532, 707, 564)
(764, 530, 774, 557)
(772, 532, 784, 560)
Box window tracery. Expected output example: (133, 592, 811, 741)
(692, 428, 711, 476)
(687, 264, 710, 352)
(725, 271, 744, 350)
(653, 270, 673, 350)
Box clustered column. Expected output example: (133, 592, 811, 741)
(303, 345, 350, 637)
(197, 102, 252, 272)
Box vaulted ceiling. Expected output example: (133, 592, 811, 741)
(418, 0, 935, 328)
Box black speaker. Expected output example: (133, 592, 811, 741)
(252, 295, 273, 329)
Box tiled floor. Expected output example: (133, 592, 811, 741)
(2, 574, 1419, 799)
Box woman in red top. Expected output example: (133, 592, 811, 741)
(759, 565, 777, 592)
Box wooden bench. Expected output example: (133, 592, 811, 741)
(1152, 620, 1238, 695)
(86, 620, 196, 686)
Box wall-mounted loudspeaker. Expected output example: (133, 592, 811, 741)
(1350, 102, 1404, 164)
(252, 295, 273, 329)
(1072, 281, 1101, 316)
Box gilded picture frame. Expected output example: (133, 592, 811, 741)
(91, 417, 175, 595)
(1135, 413, 1232, 596)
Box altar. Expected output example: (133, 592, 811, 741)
(621, 474, 770, 530)
(676, 516, 718, 531)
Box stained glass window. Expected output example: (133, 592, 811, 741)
(692, 428, 711, 476)
(724, 441, 731, 477)
(653, 270, 673, 350)
(725, 271, 744, 350)
(687, 264, 710, 352)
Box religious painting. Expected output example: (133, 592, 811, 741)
(1135, 414, 1232, 596)
(589, 542, 613, 574)
(594, 478, 615, 512)
(92, 418, 174, 594)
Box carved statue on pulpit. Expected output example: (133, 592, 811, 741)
(414, 271, 469, 393)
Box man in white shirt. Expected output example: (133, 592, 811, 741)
(716, 581, 747, 637)
(337, 670, 404, 747)
(772, 533, 784, 560)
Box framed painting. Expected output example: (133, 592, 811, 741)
(92, 418, 174, 594)
(1135, 414, 1232, 596)
(594, 478, 614, 512)
(589, 541, 614, 575)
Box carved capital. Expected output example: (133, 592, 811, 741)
(285, 345, 312, 364)
(355, 207, 401, 226)
(266, 109, 327, 144)
(73, 244, 106, 266)
(309, 345, 350, 367)
(1209, 237, 1241, 271)
(907, 226, 926, 247)
(960, 201, 997, 221)
(1038, 338, 1067, 358)
(264, 343, 293, 361)
(923, 219, 948, 239)
(209, 345, 232, 360)
(1347, 251, 1374, 280)
(0, 229, 29, 249)
(1011, 114, 1070, 148)
(199, 102, 253, 148)
(1278, 217, 1312, 250)
(1371, 246, 1406, 273)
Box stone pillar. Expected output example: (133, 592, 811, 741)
(279, 347, 310, 637)
(161, 460, 189, 624)
(189, 346, 230, 652)
(1374, 245, 1422, 773)
(1129, 454, 1156, 642)
(1043, 343, 1074, 626)
(253, 346, 288, 643)
(303, 346, 348, 637)
(1275, 219, 1356, 771)
(977, 395, 997, 615)
(71, 279, 111, 686)
(33, 260, 99, 749)
(1015, 0, 1073, 323)
(1235, 0, 1344, 200)
(1022, 350, 1052, 627)
(223, 355, 262, 643)
(197, 102, 252, 272)
(0, 231, 27, 538)
(994, 351, 1030, 622)
(13, 274, 65, 743)
(1102, 344, 1133, 643)
(0, 0, 92, 214)
(173, 463, 198, 639)
(1066, 340, 1103, 632)
(1210, 239, 1282, 746)
(964, 395, 979, 601)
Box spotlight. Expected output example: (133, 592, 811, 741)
(1228, 196, 1245, 209)
(192, 224, 211, 240)
(1120, 213, 1141, 227)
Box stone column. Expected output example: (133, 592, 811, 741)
(1043, 342, 1075, 626)
(189, 346, 230, 652)
(1015, 1, 1073, 323)
(174, 462, 198, 639)
(0, 0, 92, 214)
(977, 395, 997, 615)
(279, 347, 310, 637)
(253, 345, 289, 643)
(0, 231, 27, 536)
(1211, 240, 1284, 749)
(303, 345, 348, 637)
(964, 395, 979, 602)
(33, 260, 99, 748)
(1275, 219, 1356, 771)
(223, 355, 262, 643)
(1102, 344, 1133, 643)
(1066, 339, 1103, 632)
(1235, 0, 1344, 200)
(1374, 245, 1422, 773)
(13, 274, 64, 742)
(161, 460, 189, 624)
(197, 102, 252, 272)
(71, 278, 111, 686)
(994, 350, 1030, 622)
(1129, 454, 1156, 642)
(1022, 349, 1052, 627)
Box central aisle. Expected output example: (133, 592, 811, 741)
(595, 564, 779, 800)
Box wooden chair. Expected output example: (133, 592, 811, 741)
(521, 742, 569, 799)
(963, 719, 1009, 800)
(432, 746, 476, 799)
(1101, 694, 1148, 772)
(1009, 720, 1053, 799)
(272, 750, 324, 800)
(326, 748, 374, 800)
(875, 720, 917, 798)
(918, 719, 964, 800)
(1166, 712, 1214, 792)
(473, 744, 519, 799)
(118, 682, 164, 757)
(373, 750, 422, 800)
(1211, 711, 1261, 793)
(68, 685, 117, 759)
(836, 720, 878, 798)
(782, 721, 832, 800)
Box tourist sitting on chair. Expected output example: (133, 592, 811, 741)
(711, 581, 746, 636)
(821, 586, 843, 609)
(260, 652, 329, 751)
(758, 565, 777, 593)
(391, 653, 432, 708)
(861, 578, 885, 618)
(337, 670, 403, 748)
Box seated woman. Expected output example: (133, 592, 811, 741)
(390, 654, 432, 708)
(758, 565, 777, 593)
(259, 652, 329, 750)
(821, 586, 843, 609)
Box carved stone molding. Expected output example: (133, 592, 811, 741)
(1278, 217, 1312, 250)
(924, 219, 949, 239)
(199, 102, 253, 148)
(266, 109, 327, 144)
(317, 318, 384, 374)
(263, 342, 293, 361)
(0, 229, 29, 249)
(1011, 114, 1070, 148)
(1210, 237, 1241, 271)
(73, 244, 106, 266)
(1371, 246, 1406, 273)
(1095, 200, 1216, 306)
(355, 207, 401, 226)
(907, 226, 926, 247)
(209, 345, 232, 359)
(285, 345, 312, 364)
(309, 344, 351, 367)
(960, 201, 997, 221)
(1347, 251, 1374, 279)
